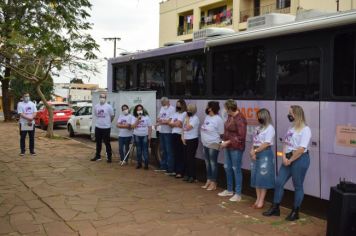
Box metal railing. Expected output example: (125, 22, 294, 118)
(200, 17, 233, 29)
(177, 25, 194, 36)
(239, 3, 291, 23)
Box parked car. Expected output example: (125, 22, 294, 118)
(35, 102, 73, 130)
(67, 105, 93, 137)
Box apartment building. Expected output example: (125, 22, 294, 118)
(159, 0, 356, 46)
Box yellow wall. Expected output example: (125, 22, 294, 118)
(160, 0, 356, 45)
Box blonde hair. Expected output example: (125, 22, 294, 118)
(224, 99, 238, 112)
(291, 105, 306, 131)
(257, 108, 272, 128)
(187, 103, 197, 114)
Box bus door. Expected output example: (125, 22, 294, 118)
(275, 48, 321, 198)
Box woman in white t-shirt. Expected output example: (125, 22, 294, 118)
(182, 104, 200, 183)
(169, 99, 187, 178)
(200, 101, 224, 191)
(249, 108, 275, 209)
(116, 104, 133, 165)
(131, 104, 152, 170)
(263, 105, 311, 222)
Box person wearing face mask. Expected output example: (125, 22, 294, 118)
(169, 99, 187, 178)
(182, 104, 200, 182)
(156, 97, 175, 174)
(218, 99, 247, 202)
(116, 104, 133, 165)
(263, 105, 311, 221)
(131, 104, 152, 170)
(91, 94, 114, 163)
(200, 101, 224, 191)
(249, 108, 275, 209)
(17, 92, 37, 156)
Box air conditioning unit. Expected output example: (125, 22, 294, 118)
(247, 13, 296, 30)
(193, 27, 235, 41)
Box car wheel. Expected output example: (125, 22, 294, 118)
(68, 124, 75, 137)
(40, 120, 47, 130)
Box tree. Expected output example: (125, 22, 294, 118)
(70, 78, 84, 84)
(0, 0, 98, 137)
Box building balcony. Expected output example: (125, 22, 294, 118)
(239, 3, 291, 23)
(177, 25, 193, 36)
(200, 17, 233, 29)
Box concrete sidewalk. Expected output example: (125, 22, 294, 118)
(0, 122, 326, 236)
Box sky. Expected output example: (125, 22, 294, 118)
(54, 0, 161, 88)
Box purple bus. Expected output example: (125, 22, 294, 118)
(107, 11, 356, 200)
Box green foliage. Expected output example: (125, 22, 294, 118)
(10, 74, 53, 103)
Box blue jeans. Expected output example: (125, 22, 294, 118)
(119, 136, 132, 161)
(134, 135, 149, 166)
(273, 152, 310, 208)
(224, 149, 243, 194)
(250, 148, 275, 189)
(159, 133, 173, 172)
(203, 146, 219, 181)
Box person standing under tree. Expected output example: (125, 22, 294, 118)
(91, 93, 114, 163)
(17, 92, 37, 156)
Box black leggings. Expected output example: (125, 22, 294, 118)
(95, 127, 112, 159)
(183, 138, 198, 179)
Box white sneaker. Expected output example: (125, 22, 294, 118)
(218, 190, 234, 197)
(229, 194, 242, 202)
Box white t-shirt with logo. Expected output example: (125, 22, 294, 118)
(158, 105, 175, 134)
(284, 126, 311, 153)
(253, 124, 275, 146)
(17, 101, 37, 125)
(171, 111, 186, 134)
(183, 115, 200, 140)
(200, 115, 224, 147)
(132, 116, 152, 136)
(117, 114, 133, 137)
(94, 103, 114, 129)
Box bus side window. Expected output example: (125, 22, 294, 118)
(113, 65, 132, 92)
(333, 33, 356, 97)
(276, 48, 320, 101)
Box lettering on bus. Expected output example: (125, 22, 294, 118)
(240, 107, 260, 126)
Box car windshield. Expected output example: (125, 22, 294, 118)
(53, 105, 70, 111)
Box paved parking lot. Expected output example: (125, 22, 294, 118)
(0, 122, 326, 235)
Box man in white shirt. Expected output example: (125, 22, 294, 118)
(17, 92, 37, 156)
(156, 97, 175, 173)
(91, 93, 115, 163)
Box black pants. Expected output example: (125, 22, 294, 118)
(20, 125, 35, 154)
(183, 138, 198, 179)
(95, 127, 112, 159)
(172, 133, 184, 175)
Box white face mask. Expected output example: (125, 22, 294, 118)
(99, 98, 106, 104)
(137, 111, 143, 115)
(23, 96, 30, 103)
(123, 109, 129, 115)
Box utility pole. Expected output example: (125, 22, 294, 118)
(336, 0, 339, 11)
(103, 37, 121, 58)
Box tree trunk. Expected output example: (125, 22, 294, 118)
(35, 84, 53, 138)
(2, 65, 12, 121)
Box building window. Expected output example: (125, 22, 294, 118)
(333, 33, 356, 97)
(113, 65, 133, 92)
(170, 54, 206, 97)
(213, 47, 267, 98)
(277, 48, 320, 100)
(178, 11, 194, 36)
(276, 0, 291, 9)
(138, 60, 165, 97)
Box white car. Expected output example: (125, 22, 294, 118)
(67, 105, 93, 137)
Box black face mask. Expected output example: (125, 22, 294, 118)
(287, 114, 295, 122)
(187, 112, 193, 117)
(205, 108, 210, 115)
(258, 118, 265, 125)
(176, 106, 181, 112)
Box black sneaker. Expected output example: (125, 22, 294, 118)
(90, 157, 102, 161)
(19, 153, 25, 157)
(136, 165, 142, 169)
(107, 159, 112, 163)
(30, 152, 36, 156)
(144, 165, 149, 170)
